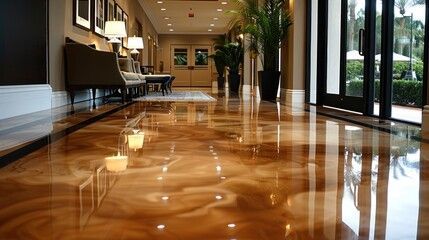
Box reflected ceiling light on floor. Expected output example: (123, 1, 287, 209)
(169, 29, 174, 32)
(227, 223, 236, 228)
(220, 176, 226, 180)
(217, 8, 223, 12)
(161, 196, 169, 201)
(128, 130, 145, 151)
(221, 1, 227, 4)
(215, 195, 223, 200)
(157, 1, 163, 3)
(167, 23, 172, 26)
(161, 8, 166, 11)
(157, 224, 166, 230)
(213, 17, 219, 20)
(210, 23, 215, 27)
(157, 176, 163, 181)
(216, 165, 222, 172)
(162, 166, 168, 172)
(164, 17, 170, 20)
(105, 154, 128, 172)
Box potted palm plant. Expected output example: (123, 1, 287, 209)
(232, 0, 293, 100)
(210, 36, 228, 90)
(224, 42, 244, 93)
(210, 52, 227, 89)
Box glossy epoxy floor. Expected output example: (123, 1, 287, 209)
(0, 94, 428, 240)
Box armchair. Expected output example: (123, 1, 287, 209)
(65, 43, 142, 104)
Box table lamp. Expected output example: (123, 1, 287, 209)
(128, 36, 144, 61)
(105, 21, 127, 53)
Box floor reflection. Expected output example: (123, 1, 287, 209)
(0, 94, 427, 239)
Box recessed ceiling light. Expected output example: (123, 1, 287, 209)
(221, 1, 227, 4)
(208, 29, 213, 32)
(167, 23, 172, 26)
(217, 9, 223, 12)
(164, 17, 170, 20)
(169, 29, 174, 32)
(210, 23, 215, 27)
(213, 17, 219, 20)
(161, 8, 166, 11)
(157, 1, 163, 3)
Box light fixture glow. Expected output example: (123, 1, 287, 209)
(215, 195, 223, 200)
(210, 23, 215, 27)
(161, 196, 169, 201)
(161, 8, 166, 11)
(157, 1, 163, 3)
(217, 8, 223, 12)
(164, 17, 170, 20)
(167, 23, 172, 26)
(216, 165, 222, 172)
(213, 17, 219, 20)
(221, 1, 227, 4)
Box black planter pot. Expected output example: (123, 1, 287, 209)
(259, 71, 281, 101)
(228, 73, 240, 93)
(217, 76, 225, 90)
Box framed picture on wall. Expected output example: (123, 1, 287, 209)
(106, 0, 115, 21)
(73, 0, 91, 31)
(122, 12, 129, 49)
(93, 0, 105, 36)
(115, 4, 123, 21)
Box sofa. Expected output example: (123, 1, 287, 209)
(65, 42, 144, 104)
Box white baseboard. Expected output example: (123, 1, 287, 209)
(0, 84, 52, 120)
(281, 89, 305, 116)
(52, 89, 107, 108)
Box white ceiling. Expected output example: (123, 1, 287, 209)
(138, 0, 238, 35)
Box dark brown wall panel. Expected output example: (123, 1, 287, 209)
(0, 0, 48, 85)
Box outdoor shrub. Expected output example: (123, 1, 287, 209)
(347, 79, 422, 107)
(346, 61, 364, 80)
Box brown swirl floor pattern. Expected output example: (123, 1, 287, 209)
(0, 95, 428, 239)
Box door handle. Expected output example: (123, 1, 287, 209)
(358, 29, 365, 56)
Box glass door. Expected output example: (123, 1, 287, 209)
(324, 0, 368, 113)
(321, 0, 427, 123)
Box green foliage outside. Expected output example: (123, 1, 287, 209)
(346, 60, 424, 81)
(347, 79, 422, 107)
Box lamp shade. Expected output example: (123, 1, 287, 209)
(128, 36, 144, 50)
(104, 21, 127, 38)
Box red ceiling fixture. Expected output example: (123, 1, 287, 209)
(188, 8, 194, 18)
